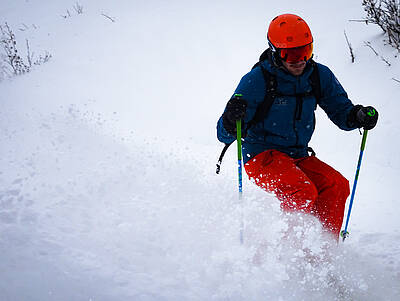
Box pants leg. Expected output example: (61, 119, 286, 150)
(244, 150, 318, 213)
(295, 156, 350, 237)
(244, 150, 350, 237)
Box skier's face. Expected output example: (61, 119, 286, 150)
(282, 60, 307, 76)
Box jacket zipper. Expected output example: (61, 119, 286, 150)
(296, 95, 303, 120)
(293, 80, 301, 146)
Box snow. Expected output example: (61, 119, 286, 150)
(1, 0, 399, 300)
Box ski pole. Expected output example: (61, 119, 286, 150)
(236, 119, 244, 244)
(341, 129, 369, 242)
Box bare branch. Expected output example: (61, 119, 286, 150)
(34, 51, 52, 65)
(73, 2, 83, 14)
(349, 19, 370, 24)
(344, 30, 355, 63)
(101, 13, 116, 23)
(363, 41, 392, 65)
(18, 23, 29, 31)
(61, 10, 72, 19)
(26, 39, 33, 67)
(380, 55, 391, 66)
(364, 41, 379, 55)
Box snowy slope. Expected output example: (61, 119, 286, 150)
(1, 0, 399, 300)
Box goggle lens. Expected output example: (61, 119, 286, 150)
(280, 43, 313, 63)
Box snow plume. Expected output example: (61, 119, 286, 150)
(210, 198, 400, 301)
(0, 103, 398, 300)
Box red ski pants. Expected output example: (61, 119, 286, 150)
(244, 150, 350, 237)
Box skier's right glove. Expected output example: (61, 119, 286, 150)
(222, 95, 247, 136)
(347, 105, 378, 130)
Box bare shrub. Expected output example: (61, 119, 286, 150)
(62, 3, 83, 18)
(362, 0, 400, 50)
(0, 22, 51, 79)
(0, 23, 30, 75)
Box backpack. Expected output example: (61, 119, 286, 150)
(216, 49, 322, 174)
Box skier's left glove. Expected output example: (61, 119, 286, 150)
(347, 105, 378, 130)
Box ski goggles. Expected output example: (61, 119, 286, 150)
(279, 43, 313, 63)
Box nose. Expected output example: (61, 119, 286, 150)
(289, 61, 306, 68)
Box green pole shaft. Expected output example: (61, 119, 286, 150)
(360, 129, 368, 151)
(236, 120, 243, 197)
(236, 120, 244, 244)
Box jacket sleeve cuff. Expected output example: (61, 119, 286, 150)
(217, 117, 236, 144)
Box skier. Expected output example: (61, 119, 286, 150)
(216, 14, 378, 238)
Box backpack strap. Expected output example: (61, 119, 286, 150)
(244, 63, 277, 133)
(308, 60, 321, 105)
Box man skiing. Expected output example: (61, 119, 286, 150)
(216, 14, 378, 238)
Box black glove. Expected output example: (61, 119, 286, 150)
(222, 95, 247, 135)
(347, 105, 378, 130)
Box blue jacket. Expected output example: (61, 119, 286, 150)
(217, 56, 356, 163)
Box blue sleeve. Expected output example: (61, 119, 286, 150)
(216, 67, 266, 143)
(216, 116, 235, 144)
(317, 64, 356, 131)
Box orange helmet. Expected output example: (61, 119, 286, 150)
(267, 14, 313, 49)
